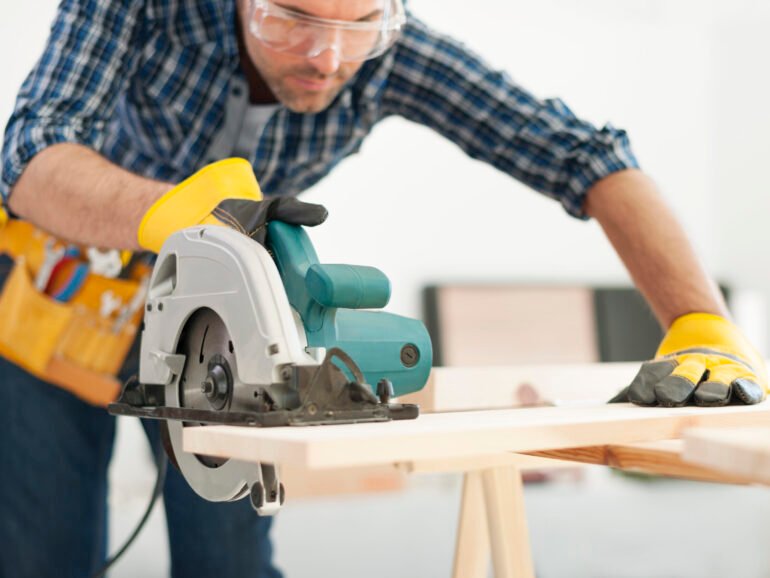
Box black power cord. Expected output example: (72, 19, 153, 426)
(90, 450, 168, 578)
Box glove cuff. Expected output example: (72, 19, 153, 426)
(660, 313, 734, 356)
(659, 311, 765, 370)
(671, 312, 727, 323)
(138, 158, 262, 252)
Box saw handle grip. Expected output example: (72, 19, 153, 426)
(305, 264, 390, 309)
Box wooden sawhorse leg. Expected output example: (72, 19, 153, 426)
(453, 471, 489, 578)
(453, 466, 534, 578)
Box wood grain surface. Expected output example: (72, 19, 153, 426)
(529, 440, 756, 485)
(683, 427, 770, 484)
(183, 402, 770, 470)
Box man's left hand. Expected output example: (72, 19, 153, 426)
(611, 313, 767, 407)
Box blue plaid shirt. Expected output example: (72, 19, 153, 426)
(1, 0, 638, 219)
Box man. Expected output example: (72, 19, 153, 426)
(0, 0, 765, 576)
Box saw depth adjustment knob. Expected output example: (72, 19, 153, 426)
(376, 379, 395, 404)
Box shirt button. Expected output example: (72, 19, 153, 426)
(232, 85, 243, 97)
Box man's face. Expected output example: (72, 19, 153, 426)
(239, 0, 385, 113)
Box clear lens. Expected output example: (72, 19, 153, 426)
(249, 0, 405, 62)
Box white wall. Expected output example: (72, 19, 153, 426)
(711, 2, 770, 320)
(0, 4, 60, 123)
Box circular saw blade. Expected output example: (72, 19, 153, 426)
(165, 308, 259, 502)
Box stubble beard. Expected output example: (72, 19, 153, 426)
(274, 73, 346, 113)
(255, 52, 348, 113)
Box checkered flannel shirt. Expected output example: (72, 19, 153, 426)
(1, 0, 639, 218)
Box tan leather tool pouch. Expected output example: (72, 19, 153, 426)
(0, 221, 145, 406)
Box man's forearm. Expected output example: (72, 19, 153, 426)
(7, 143, 172, 250)
(584, 169, 728, 328)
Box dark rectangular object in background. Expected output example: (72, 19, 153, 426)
(593, 288, 662, 362)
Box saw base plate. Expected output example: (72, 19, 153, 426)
(108, 400, 420, 427)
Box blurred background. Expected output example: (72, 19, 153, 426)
(3, 0, 770, 576)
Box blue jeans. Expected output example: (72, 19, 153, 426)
(0, 279, 282, 578)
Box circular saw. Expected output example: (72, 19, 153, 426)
(109, 221, 432, 515)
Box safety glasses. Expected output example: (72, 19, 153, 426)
(248, 0, 406, 62)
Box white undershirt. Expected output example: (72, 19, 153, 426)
(233, 104, 279, 159)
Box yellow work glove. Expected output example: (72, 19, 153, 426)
(612, 313, 767, 407)
(138, 158, 327, 253)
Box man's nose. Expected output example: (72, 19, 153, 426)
(307, 29, 342, 75)
(308, 47, 341, 76)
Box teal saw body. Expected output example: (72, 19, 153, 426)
(268, 220, 432, 397)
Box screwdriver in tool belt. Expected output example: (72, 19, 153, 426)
(34, 240, 66, 291)
(112, 276, 149, 333)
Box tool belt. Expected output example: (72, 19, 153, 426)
(0, 220, 148, 406)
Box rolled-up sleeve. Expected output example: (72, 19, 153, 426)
(1, 0, 145, 202)
(382, 15, 639, 219)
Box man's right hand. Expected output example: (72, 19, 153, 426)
(138, 158, 328, 253)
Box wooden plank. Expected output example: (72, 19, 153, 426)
(683, 427, 770, 484)
(528, 440, 756, 485)
(183, 402, 770, 470)
(400, 363, 639, 413)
